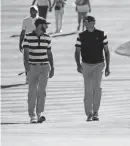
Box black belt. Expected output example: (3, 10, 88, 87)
(29, 63, 48, 65)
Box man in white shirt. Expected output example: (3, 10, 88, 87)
(19, 5, 39, 52)
(19, 5, 39, 83)
(32, 0, 51, 19)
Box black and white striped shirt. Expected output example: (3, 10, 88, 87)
(23, 31, 51, 64)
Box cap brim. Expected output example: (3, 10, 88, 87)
(45, 22, 51, 25)
(88, 21, 95, 22)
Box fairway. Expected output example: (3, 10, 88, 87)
(1, 0, 130, 146)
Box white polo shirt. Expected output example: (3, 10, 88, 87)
(37, 0, 49, 6)
(22, 16, 38, 34)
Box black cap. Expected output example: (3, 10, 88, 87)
(35, 17, 51, 27)
(85, 16, 95, 22)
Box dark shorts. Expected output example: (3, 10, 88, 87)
(38, 5, 48, 19)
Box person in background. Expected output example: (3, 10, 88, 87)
(75, 16, 110, 122)
(19, 5, 39, 83)
(75, 0, 91, 31)
(23, 17, 54, 123)
(50, 0, 66, 33)
(32, 0, 51, 19)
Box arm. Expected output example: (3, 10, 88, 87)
(19, 19, 26, 52)
(47, 37, 54, 78)
(19, 30, 25, 52)
(75, 3, 78, 12)
(47, 50, 54, 69)
(75, 0, 77, 5)
(24, 47, 30, 71)
(75, 47, 82, 73)
(32, 0, 36, 5)
(23, 35, 30, 71)
(47, 50, 54, 78)
(62, 0, 66, 7)
(88, 0, 91, 12)
(48, 0, 52, 7)
(75, 47, 81, 67)
(75, 0, 78, 12)
(103, 32, 110, 76)
(103, 32, 110, 69)
(104, 44, 110, 70)
(51, 0, 56, 9)
(75, 34, 82, 73)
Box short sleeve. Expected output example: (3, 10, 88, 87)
(75, 34, 81, 48)
(103, 32, 108, 45)
(22, 19, 26, 30)
(23, 34, 29, 48)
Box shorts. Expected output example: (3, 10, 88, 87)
(38, 5, 48, 19)
(77, 4, 89, 13)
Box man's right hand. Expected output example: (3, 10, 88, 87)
(24, 62, 30, 72)
(19, 45, 23, 52)
(49, 67, 54, 78)
(75, 6, 77, 12)
(89, 7, 91, 13)
(77, 64, 83, 74)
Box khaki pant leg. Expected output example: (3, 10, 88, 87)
(55, 10, 60, 31)
(82, 62, 93, 116)
(59, 8, 64, 30)
(27, 65, 38, 118)
(93, 63, 105, 113)
(36, 64, 50, 117)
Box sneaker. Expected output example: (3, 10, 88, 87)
(86, 113, 93, 122)
(30, 118, 37, 124)
(55, 29, 59, 33)
(92, 112, 99, 121)
(37, 116, 46, 123)
(59, 29, 62, 33)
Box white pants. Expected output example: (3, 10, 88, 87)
(27, 63, 50, 119)
(81, 62, 105, 116)
(55, 8, 64, 31)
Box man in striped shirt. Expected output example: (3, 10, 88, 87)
(23, 17, 54, 123)
(75, 16, 110, 122)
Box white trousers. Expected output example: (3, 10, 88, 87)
(81, 62, 105, 116)
(55, 8, 64, 31)
(27, 64, 50, 119)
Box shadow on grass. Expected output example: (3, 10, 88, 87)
(1, 122, 43, 125)
(1, 122, 31, 125)
(51, 31, 77, 38)
(1, 83, 27, 89)
(10, 31, 77, 38)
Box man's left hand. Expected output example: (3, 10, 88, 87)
(105, 67, 110, 77)
(77, 65, 83, 74)
(49, 67, 54, 78)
